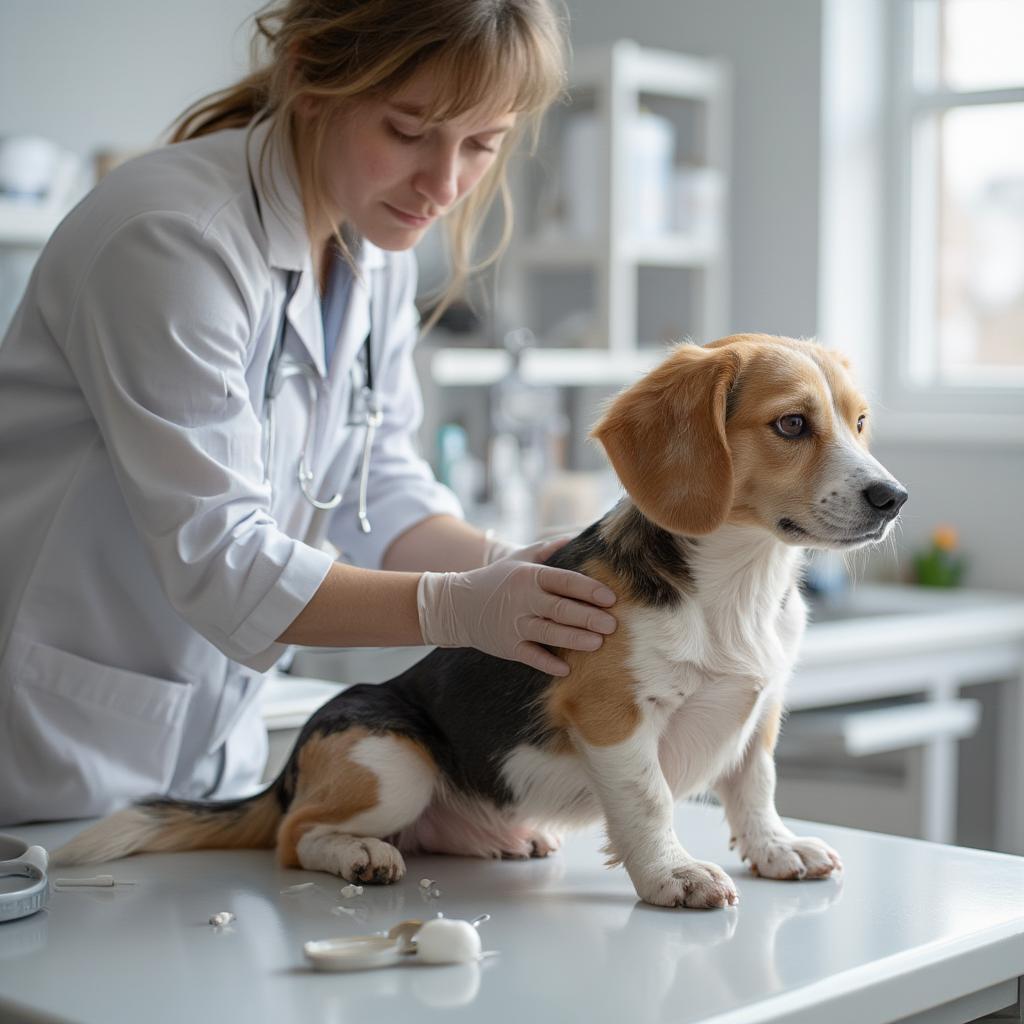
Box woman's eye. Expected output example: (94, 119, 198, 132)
(470, 138, 498, 154)
(388, 123, 422, 143)
(857, 414, 866, 433)
(775, 414, 807, 438)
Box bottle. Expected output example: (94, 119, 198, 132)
(489, 433, 533, 544)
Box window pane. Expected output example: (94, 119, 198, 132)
(941, 0, 1024, 92)
(937, 103, 1024, 383)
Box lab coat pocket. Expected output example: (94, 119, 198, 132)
(8, 636, 193, 818)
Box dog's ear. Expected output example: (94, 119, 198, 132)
(591, 343, 743, 535)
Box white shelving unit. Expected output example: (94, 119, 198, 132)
(430, 39, 731, 387)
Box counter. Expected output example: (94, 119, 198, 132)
(2, 806, 1023, 1024)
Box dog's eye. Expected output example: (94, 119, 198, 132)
(775, 414, 807, 438)
(857, 414, 866, 433)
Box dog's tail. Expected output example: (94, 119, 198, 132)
(50, 786, 283, 866)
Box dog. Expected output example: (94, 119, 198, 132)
(55, 333, 907, 909)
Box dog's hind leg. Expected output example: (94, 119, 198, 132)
(276, 728, 437, 883)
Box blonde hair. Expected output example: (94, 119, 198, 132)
(170, 0, 568, 325)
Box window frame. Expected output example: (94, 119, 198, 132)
(882, 0, 1024, 420)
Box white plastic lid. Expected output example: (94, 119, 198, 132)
(303, 936, 403, 972)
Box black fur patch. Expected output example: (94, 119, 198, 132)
(549, 501, 692, 608)
(279, 647, 554, 810)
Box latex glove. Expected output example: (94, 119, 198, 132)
(481, 531, 518, 565)
(417, 537, 617, 676)
(482, 531, 574, 566)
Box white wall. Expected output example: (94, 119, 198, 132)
(0, 1, 256, 158)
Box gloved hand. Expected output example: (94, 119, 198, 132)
(481, 531, 572, 566)
(417, 537, 617, 676)
(481, 531, 518, 565)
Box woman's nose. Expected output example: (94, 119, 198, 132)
(414, 147, 459, 209)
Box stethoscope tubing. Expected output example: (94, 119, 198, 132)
(264, 270, 379, 523)
(249, 145, 379, 528)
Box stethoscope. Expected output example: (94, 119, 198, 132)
(251, 162, 382, 533)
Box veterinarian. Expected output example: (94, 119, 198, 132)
(0, 0, 619, 826)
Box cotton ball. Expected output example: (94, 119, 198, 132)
(414, 918, 481, 964)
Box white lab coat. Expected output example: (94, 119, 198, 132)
(0, 117, 462, 825)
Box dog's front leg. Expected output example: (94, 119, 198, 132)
(576, 726, 738, 909)
(714, 702, 842, 880)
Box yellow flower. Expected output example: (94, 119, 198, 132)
(932, 525, 959, 552)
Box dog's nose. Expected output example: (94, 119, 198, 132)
(863, 480, 908, 517)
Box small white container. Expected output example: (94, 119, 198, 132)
(672, 165, 723, 242)
(630, 111, 676, 239)
(0, 136, 61, 199)
(561, 110, 676, 240)
(561, 113, 603, 239)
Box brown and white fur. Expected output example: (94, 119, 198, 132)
(55, 334, 907, 909)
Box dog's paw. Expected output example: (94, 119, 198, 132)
(499, 828, 563, 860)
(740, 832, 842, 880)
(342, 837, 407, 884)
(633, 859, 739, 909)
(297, 832, 406, 884)
(529, 830, 562, 858)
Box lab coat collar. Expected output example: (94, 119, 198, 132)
(245, 116, 307, 274)
(245, 117, 385, 376)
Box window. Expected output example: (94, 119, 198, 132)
(888, 0, 1024, 406)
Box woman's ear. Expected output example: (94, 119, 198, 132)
(591, 342, 743, 535)
(293, 90, 324, 122)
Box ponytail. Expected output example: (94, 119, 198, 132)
(169, 70, 273, 143)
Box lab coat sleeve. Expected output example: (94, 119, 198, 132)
(63, 211, 333, 670)
(327, 252, 463, 569)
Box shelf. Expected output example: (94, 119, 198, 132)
(517, 237, 601, 267)
(519, 234, 719, 269)
(0, 198, 64, 247)
(571, 39, 725, 99)
(625, 235, 721, 266)
(429, 346, 665, 387)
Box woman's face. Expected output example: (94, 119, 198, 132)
(311, 69, 517, 250)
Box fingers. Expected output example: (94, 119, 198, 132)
(540, 593, 617, 636)
(523, 617, 606, 653)
(535, 565, 617, 609)
(514, 641, 571, 677)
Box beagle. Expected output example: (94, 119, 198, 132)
(55, 334, 908, 909)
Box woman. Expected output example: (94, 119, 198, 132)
(0, 0, 618, 825)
